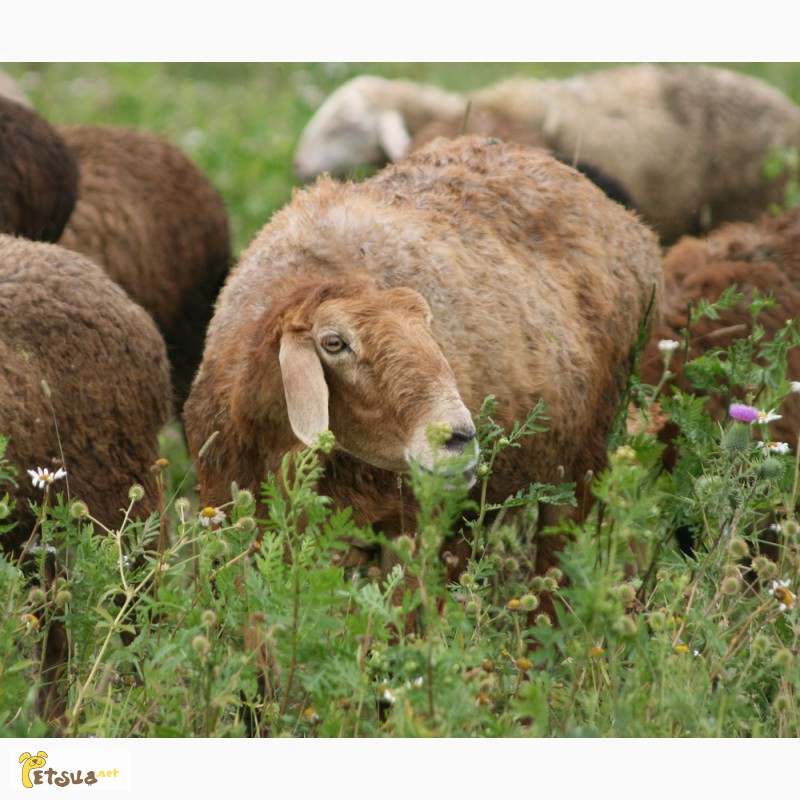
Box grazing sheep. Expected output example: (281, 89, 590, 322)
(0, 95, 78, 243)
(56, 124, 232, 406)
(639, 207, 800, 457)
(293, 74, 465, 181)
(185, 136, 663, 583)
(0, 234, 172, 723)
(297, 65, 800, 243)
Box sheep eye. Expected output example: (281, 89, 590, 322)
(320, 334, 347, 354)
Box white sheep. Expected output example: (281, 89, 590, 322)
(292, 74, 466, 181)
(296, 65, 800, 243)
(0, 69, 32, 107)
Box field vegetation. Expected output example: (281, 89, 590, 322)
(1, 62, 800, 738)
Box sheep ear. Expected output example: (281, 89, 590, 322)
(279, 335, 329, 447)
(378, 110, 411, 161)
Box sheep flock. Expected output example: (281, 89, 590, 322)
(3, 64, 800, 728)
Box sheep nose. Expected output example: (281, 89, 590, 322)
(443, 426, 476, 455)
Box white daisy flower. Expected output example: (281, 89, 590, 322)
(27, 466, 67, 490)
(381, 688, 397, 705)
(198, 506, 226, 527)
(754, 409, 783, 425)
(756, 441, 791, 455)
(768, 579, 796, 612)
(657, 339, 680, 353)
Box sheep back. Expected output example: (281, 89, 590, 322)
(56, 124, 232, 405)
(0, 96, 78, 243)
(0, 235, 172, 551)
(186, 136, 662, 561)
(468, 65, 800, 242)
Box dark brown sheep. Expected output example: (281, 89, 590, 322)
(184, 136, 663, 583)
(0, 234, 172, 724)
(56, 124, 232, 406)
(0, 95, 78, 243)
(639, 207, 800, 459)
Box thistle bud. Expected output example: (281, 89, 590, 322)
(721, 423, 752, 453)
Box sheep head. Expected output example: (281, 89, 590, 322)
(293, 77, 412, 182)
(262, 275, 477, 479)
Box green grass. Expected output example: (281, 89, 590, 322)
(1, 63, 800, 738)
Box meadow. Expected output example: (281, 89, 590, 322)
(1, 62, 800, 738)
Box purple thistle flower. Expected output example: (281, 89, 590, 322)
(728, 403, 760, 423)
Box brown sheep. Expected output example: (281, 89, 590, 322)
(0, 95, 78, 243)
(184, 136, 663, 584)
(409, 108, 637, 211)
(56, 124, 232, 406)
(299, 66, 800, 244)
(639, 207, 800, 459)
(0, 234, 172, 724)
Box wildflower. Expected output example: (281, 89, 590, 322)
(767, 579, 796, 612)
(151, 457, 169, 474)
(405, 676, 424, 689)
(198, 506, 226, 527)
(465, 600, 480, 617)
(507, 598, 521, 610)
(23, 614, 40, 630)
(790, 381, 800, 393)
(311, 429, 336, 454)
(191, 635, 211, 656)
(721, 575, 741, 595)
(201, 609, 218, 627)
(174, 497, 191, 516)
(27, 466, 66, 490)
(515, 657, 532, 671)
(519, 594, 539, 612)
(657, 339, 680, 352)
(235, 516, 256, 533)
(27, 587, 46, 605)
(379, 686, 397, 705)
(674, 644, 690, 654)
(69, 500, 89, 519)
(756, 440, 790, 455)
(302, 707, 320, 722)
(128, 484, 145, 502)
(755, 408, 783, 425)
(589, 646, 605, 658)
(728, 403, 760, 423)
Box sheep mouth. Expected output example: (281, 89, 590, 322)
(409, 451, 479, 491)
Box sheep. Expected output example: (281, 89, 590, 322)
(0, 95, 79, 243)
(639, 207, 800, 458)
(0, 69, 33, 107)
(297, 65, 800, 243)
(56, 124, 232, 406)
(184, 136, 663, 589)
(409, 108, 639, 210)
(292, 74, 466, 181)
(0, 234, 172, 724)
